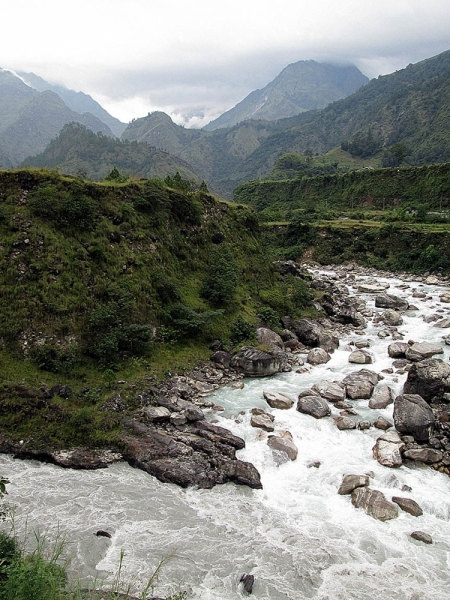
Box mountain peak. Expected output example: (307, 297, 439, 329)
(204, 60, 369, 131)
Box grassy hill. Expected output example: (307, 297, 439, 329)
(0, 168, 314, 449)
(22, 123, 202, 182)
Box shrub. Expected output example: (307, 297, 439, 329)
(200, 246, 238, 307)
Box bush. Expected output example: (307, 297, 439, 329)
(200, 246, 238, 307)
(230, 316, 255, 345)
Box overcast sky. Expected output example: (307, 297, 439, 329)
(2, 0, 450, 127)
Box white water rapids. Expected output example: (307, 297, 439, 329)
(1, 270, 450, 599)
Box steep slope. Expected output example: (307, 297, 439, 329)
(0, 69, 115, 167)
(228, 48, 450, 188)
(18, 70, 127, 136)
(22, 123, 202, 182)
(204, 60, 369, 130)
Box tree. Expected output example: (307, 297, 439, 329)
(388, 143, 409, 166)
(200, 246, 238, 306)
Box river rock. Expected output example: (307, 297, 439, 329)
(250, 409, 275, 432)
(373, 430, 405, 467)
(338, 474, 370, 495)
(121, 419, 262, 489)
(381, 309, 403, 326)
(290, 318, 339, 352)
(358, 420, 371, 430)
(403, 358, 450, 402)
(439, 293, 450, 303)
(357, 282, 390, 293)
(391, 496, 423, 516)
(403, 448, 443, 464)
(210, 350, 231, 368)
(334, 416, 356, 430)
(256, 327, 284, 350)
(405, 342, 444, 361)
(351, 488, 399, 521)
(375, 293, 409, 311)
(342, 369, 379, 399)
(434, 318, 450, 328)
(373, 416, 392, 430)
(388, 342, 409, 358)
(263, 391, 294, 409)
(410, 531, 433, 544)
(369, 385, 394, 409)
(240, 573, 255, 594)
(307, 347, 331, 365)
(297, 395, 331, 419)
(348, 349, 373, 364)
(267, 432, 298, 460)
(312, 380, 346, 402)
(230, 346, 288, 377)
(393, 394, 436, 442)
(141, 406, 171, 423)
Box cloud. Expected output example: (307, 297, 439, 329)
(2, 0, 450, 124)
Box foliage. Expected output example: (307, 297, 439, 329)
(200, 246, 239, 307)
(230, 316, 255, 345)
(104, 167, 128, 183)
(341, 129, 382, 158)
(168, 303, 223, 339)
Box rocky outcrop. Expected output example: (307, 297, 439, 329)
(393, 394, 436, 442)
(121, 419, 262, 489)
(230, 346, 288, 377)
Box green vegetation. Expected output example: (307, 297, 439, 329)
(0, 168, 316, 450)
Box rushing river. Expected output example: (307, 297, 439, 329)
(1, 269, 450, 599)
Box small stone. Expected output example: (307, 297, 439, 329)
(392, 496, 423, 517)
(410, 531, 433, 544)
(338, 474, 369, 495)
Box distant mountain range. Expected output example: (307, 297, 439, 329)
(204, 60, 369, 130)
(0, 68, 116, 167)
(17, 71, 126, 137)
(5, 49, 450, 198)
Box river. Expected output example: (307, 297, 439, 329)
(1, 268, 450, 599)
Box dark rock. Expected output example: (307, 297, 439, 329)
(375, 293, 409, 311)
(211, 231, 224, 244)
(297, 395, 331, 419)
(393, 394, 436, 442)
(210, 350, 231, 368)
(403, 448, 443, 464)
(403, 358, 450, 403)
(240, 573, 255, 594)
(351, 488, 398, 521)
(392, 496, 423, 516)
(342, 369, 378, 399)
(410, 531, 433, 544)
(95, 530, 112, 538)
(230, 346, 288, 377)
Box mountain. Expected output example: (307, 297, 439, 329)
(22, 122, 202, 182)
(0, 68, 115, 167)
(204, 60, 369, 131)
(120, 49, 450, 196)
(17, 71, 127, 137)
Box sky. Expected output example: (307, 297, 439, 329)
(2, 0, 450, 128)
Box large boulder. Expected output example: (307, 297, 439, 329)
(381, 309, 403, 326)
(358, 282, 390, 293)
(388, 342, 409, 358)
(342, 369, 379, 399)
(351, 488, 399, 521)
(256, 327, 284, 350)
(405, 342, 444, 362)
(372, 430, 405, 467)
(375, 293, 409, 311)
(403, 358, 450, 402)
(403, 448, 443, 464)
(334, 416, 356, 430)
(307, 347, 331, 365)
(290, 318, 338, 351)
(349, 349, 373, 364)
(393, 394, 436, 442)
(312, 380, 346, 402)
(230, 346, 288, 377)
(267, 431, 298, 461)
(369, 385, 394, 409)
(297, 395, 331, 419)
(263, 391, 294, 409)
